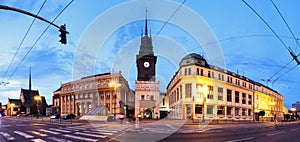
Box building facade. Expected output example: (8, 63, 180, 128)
(135, 17, 161, 119)
(167, 53, 285, 121)
(56, 72, 134, 117)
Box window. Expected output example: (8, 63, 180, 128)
(235, 91, 239, 103)
(188, 68, 191, 75)
(217, 106, 225, 115)
(196, 84, 203, 99)
(227, 89, 232, 102)
(185, 83, 192, 98)
(218, 74, 221, 80)
(248, 95, 252, 105)
(208, 71, 211, 78)
(180, 85, 182, 99)
(227, 107, 232, 115)
(195, 104, 203, 114)
(222, 75, 224, 81)
(141, 95, 145, 100)
(212, 72, 215, 78)
(163, 98, 165, 106)
(184, 68, 187, 75)
(235, 107, 240, 116)
(218, 87, 223, 100)
(242, 93, 246, 104)
(207, 105, 213, 114)
(242, 108, 246, 116)
(151, 95, 154, 100)
(200, 69, 203, 76)
(248, 109, 252, 116)
(196, 68, 200, 75)
(207, 85, 213, 99)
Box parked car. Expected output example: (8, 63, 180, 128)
(62, 114, 76, 120)
(50, 114, 60, 119)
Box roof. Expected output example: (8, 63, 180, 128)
(21, 88, 40, 103)
(182, 53, 206, 60)
(8, 99, 22, 106)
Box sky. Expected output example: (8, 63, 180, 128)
(0, 0, 299, 109)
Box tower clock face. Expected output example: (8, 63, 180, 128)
(144, 61, 150, 68)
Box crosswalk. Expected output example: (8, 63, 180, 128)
(0, 124, 130, 142)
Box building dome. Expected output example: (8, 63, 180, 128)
(179, 53, 208, 67)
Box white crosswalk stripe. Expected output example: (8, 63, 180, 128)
(63, 134, 99, 142)
(48, 137, 73, 142)
(1, 124, 129, 141)
(0, 132, 15, 140)
(38, 129, 61, 135)
(14, 131, 34, 138)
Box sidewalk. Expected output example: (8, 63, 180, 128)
(183, 119, 300, 130)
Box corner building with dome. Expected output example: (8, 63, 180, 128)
(167, 53, 285, 121)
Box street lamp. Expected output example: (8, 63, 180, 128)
(34, 96, 42, 117)
(10, 103, 15, 117)
(109, 80, 121, 121)
(199, 85, 208, 123)
(291, 107, 296, 120)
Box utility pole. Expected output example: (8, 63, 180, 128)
(0, 5, 69, 44)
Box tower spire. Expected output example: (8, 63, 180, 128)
(29, 66, 31, 91)
(145, 8, 148, 36)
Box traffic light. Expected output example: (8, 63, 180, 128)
(123, 104, 127, 110)
(59, 24, 67, 44)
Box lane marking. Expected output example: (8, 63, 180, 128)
(166, 124, 176, 130)
(38, 129, 61, 135)
(0, 132, 15, 140)
(48, 137, 73, 142)
(226, 137, 254, 142)
(291, 128, 298, 131)
(83, 130, 113, 136)
(63, 134, 99, 142)
(266, 131, 285, 136)
(49, 128, 71, 133)
(29, 131, 48, 137)
(14, 131, 34, 139)
(74, 132, 107, 138)
(31, 138, 46, 142)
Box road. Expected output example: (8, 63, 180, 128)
(0, 117, 128, 142)
(1, 117, 300, 142)
(158, 122, 300, 142)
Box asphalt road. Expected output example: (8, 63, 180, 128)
(158, 122, 300, 142)
(1, 117, 300, 142)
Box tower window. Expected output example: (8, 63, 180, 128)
(141, 95, 145, 100)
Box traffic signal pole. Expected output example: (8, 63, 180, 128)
(0, 5, 69, 44)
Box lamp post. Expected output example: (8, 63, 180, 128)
(201, 85, 208, 123)
(109, 80, 120, 121)
(34, 96, 42, 118)
(10, 103, 15, 117)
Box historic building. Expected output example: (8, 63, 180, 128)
(167, 53, 285, 121)
(134, 16, 161, 119)
(56, 72, 134, 118)
(7, 67, 48, 116)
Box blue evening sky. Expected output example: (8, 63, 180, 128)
(0, 0, 299, 109)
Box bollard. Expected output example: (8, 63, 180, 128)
(135, 118, 140, 129)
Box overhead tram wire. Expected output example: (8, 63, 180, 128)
(242, 0, 299, 84)
(153, 0, 187, 41)
(0, 0, 47, 85)
(270, 0, 300, 50)
(272, 64, 298, 87)
(6, 0, 74, 83)
(267, 59, 294, 81)
(242, 0, 293, 53)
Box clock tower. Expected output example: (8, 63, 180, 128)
(136, 16, 157, 81)
(135, 11, 160, 120)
